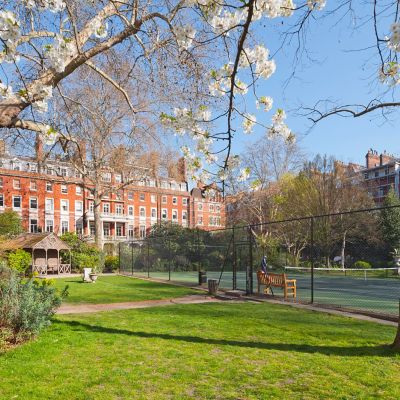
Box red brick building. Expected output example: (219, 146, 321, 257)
(362, 149, 400, 203)
(0, 142, 225, 252)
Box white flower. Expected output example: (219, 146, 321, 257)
(90, 18, 108, 39)
(218, 169, 228, 181)
(40, 125, 58, 146)
(174, 25, 196, 50)
(210, 10, 245, 35)
(388, 23, 400, 52)
(46, 35, 75, 73)
(239, 45, 276, 79)
(0, 82, 13, 99)
(268, 109, 295, 142)
(238, 167, 251, 182)
(307, 0, 326, 11)
(256, 96, 273, 111)
(38, 0, 66, 13)
(243, 113, 256, 134)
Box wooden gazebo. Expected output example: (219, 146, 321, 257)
(0, 233, 71, 275)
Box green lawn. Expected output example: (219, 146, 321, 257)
(52, 275, 200, 304)
(1, 302, 399, 399)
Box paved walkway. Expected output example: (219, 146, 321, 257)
(57, 294, 225, 315)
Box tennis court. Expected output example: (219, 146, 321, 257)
(123, 268, 400, 316)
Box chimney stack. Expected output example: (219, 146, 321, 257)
(366, 149, 380, 168)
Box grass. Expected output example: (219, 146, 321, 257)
(52, 275, 200, 304)
(1, 301, 399, 399)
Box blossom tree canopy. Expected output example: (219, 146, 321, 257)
(0, 0, 329, 186)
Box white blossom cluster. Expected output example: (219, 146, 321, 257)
(256, 96, 273, 111)
(388, 23, 400, 52)
(30, 85, 53, 113)
(0, 11, 21, 63)
(242, 113, 257, 134)
(174, 25, 196, 50)
(267, 109, 294, 143)
(40, 125, 59, 145)
(89, 18, 109, 39)
(161, 106, 216, 165)
(25, 0, 66, 12)
(210, 10, 245, 35)
(379, 62, 400, 86)
(0, 82, 14, 99)
(238, 167, 251, 182)
(46, 35, 75, 73)
(239, 45, 276, 79)
(307, 0, 326, 10)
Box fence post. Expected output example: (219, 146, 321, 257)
(232, 227, 237, 290)
(247, 226, 253, 295)
(310, 217, 314, 304)
(118, 242, 121, 274)
(168, 239, 171, 281)
(147, 241, 150, 278)
(131, 242, 134, 276)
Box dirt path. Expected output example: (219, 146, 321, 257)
(57, 295, 224, 315)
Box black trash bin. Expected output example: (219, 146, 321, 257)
(198, 270, 207, 285)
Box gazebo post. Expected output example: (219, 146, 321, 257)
(45, 249, 48, 276)
(57, 249, 60, 275)
(69, 250, 72, 273)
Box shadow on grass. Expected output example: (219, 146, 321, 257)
(58, 320, 398, 357)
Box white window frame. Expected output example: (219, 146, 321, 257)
(128, 205, 134, 216)
(103, 203, 110, 214)
(30, 180, 37, 191)
(61, 220, 69, 234)
(161, 208, 168, 220)
(75, 201, 83, 213)
(45, 219, 54, 233)
(12, 195, 22, 209)
(151, 194, 156, 203)
(29, 196, 38, 210)
(151, 207, 157, 219)
(0, 194, 4, 208)
(13, 179, 20, 189)
(139, 206, 146, 218)
(60, 199, 69, 213)
(45, 198, 54, 212)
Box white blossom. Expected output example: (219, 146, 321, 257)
(210, 10, 245, 35)
(37, 0, 66, 13)
(388, 23, 400, 52)
(174, 25, 196, 50)
(46, 35, 75, 73)
(268, 109, 295, 143)
(239, 45, 276, 79)
(238, 167, 251, 182)
(307, 0, 326, 10)
(40, 125, 58, 146)
(0, 82, 13, 99)
(256, 96, 273, 111)
(90, 18, 109, 39)
(242, 113, 256, 134)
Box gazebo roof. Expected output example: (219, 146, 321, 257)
(0, 233, 71, 252)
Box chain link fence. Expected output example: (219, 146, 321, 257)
(120, 206, 400, 318)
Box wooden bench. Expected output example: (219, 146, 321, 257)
(257, 271, 296, 300)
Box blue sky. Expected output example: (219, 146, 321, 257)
(230, 4, 400, 167)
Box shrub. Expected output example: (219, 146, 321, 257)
(7, 249, 32, 274)
(353, 260, 372, 269)
(0, 269, 67, 344)
(104, 255, 119, 272)
(60, 233, 104, 273)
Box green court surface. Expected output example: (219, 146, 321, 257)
(122, 270, 400, 316)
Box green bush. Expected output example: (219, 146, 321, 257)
(60, 233, 104, 273)
(0, 269, 67, 344)
(104, 256, 119, 272)
(7, 249, 32, 274)
(353, 260, 372, 269)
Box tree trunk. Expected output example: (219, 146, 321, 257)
(93, 187, 102, 249)
(341, 230, 347, 270)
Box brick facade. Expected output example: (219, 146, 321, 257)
(0, 152, 225, 250)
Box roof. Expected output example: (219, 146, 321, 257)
(0, 233, 71, 252)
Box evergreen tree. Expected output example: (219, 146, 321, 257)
(0, 210, 23, 237)
(380, 189, 400, 249)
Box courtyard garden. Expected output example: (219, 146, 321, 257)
(1, 299, 399, 399)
